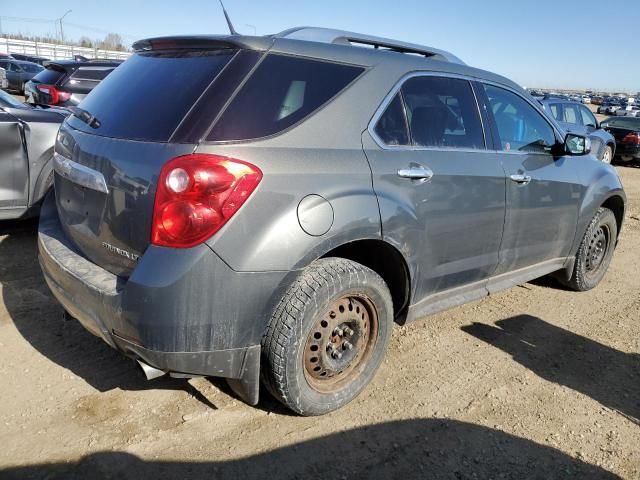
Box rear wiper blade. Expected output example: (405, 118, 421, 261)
(68, 106, 101, 129)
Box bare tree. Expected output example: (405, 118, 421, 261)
(98, 33, 125, 51)
(78, 36, 93, 48)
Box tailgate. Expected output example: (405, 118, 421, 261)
(54, 124, 196, 276)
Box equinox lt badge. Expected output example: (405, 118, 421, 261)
(101, 242, 139, 262)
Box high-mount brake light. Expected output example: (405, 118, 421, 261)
(36, 84, 71, 105)
(151, 154, 262, 248)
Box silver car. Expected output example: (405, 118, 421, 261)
(38, 27, 626, 416)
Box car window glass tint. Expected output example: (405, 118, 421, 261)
(374, 93, 409, 146)
(549, 104, 561, 121)
(563, 104, 579, 124)
(71, 68, 113, 81)
(33, 68, 64, 84)
(400, 76, 484, 149)
(484, 84, 556, 154)
(66, 50, 235, 142)
(580, 107, 597, 127)
(208, 54, 364, 141)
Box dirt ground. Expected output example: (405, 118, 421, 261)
(0, 165, 639, 479)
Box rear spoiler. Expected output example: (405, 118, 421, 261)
(132, 35, 272, 53)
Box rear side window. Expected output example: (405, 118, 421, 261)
(401, 76, 484, 149)
(207, 54, 364, 141)
(63, 67, 114, 90)
(67, 50, 235, 142)
(32, 68, 64, 85)
(548, 103, 561, 121)
(374, 93, 409, 146)
(70, 67, 113, 81)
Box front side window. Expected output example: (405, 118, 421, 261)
(401, 76, 484, 149)
(484, 84, 556, 154)
(549, 103, 561, 121)
(579, 106, 597, 128)
(374, 93, 409, 146)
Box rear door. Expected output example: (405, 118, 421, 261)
(362, 74, 506, 304)
(479, 83, 581, 274)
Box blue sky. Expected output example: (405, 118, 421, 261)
(1, 0, 638, 92)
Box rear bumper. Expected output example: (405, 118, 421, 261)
(616, 144, 640, 160)
(38, 192, 292, 404)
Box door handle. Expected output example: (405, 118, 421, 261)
(397, 166, 434, 181)
(510, 174, 532, 185)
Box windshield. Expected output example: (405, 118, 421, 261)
(0, 88, 28, 109)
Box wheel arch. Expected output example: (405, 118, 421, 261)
(601, 194, 625, 241)
(320, 239, 411, 324)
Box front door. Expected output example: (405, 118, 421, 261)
(363, 75, 506, 305)
(479, 83, 581, 274)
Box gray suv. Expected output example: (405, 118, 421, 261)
(38, 28, 626, 416)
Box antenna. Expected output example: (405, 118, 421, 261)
(218, 0, 238, 35)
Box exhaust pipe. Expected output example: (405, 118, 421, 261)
(137, 359, 167, 380)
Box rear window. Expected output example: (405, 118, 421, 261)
(32, 67, 65, 85)
(207, 54, 364, 141)
(66, 50, 235, 142)
(603, 117, 640, 129)
(70, 67, 113, 81)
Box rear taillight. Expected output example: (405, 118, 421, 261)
(622, 133, 640, 145)
(36, 84, 71, 105)
(151, 154, 262, 248)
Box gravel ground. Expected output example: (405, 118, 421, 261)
(0, 166, 638, 480)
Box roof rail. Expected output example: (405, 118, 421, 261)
(275, 27, 465, 65)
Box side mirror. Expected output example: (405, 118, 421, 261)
(564, 133, 591, 156)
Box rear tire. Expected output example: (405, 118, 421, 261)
(261, 258, 393, 416)
(562, 208, 617, 292)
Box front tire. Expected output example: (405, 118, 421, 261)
(261, 258, 393, 416)
(602, 145, 613, 164)
(562, 208, 617, 291)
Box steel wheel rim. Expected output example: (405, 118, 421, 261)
(303, 294, 379, 393)
(585, 224, 610, 275)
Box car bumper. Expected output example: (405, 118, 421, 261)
(616, 144, 640, 160)
(38, 192, 292, 404)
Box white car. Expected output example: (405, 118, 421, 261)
(581, 96, 591, 104)
(615, 105, 640, 117)
(0, 67, 8, 90)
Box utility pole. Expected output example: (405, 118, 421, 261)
(58, 10, 72, 43)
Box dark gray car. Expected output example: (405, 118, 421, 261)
(0, 89, 68, 219)
(541, 99, 616, 163)
(0, 59, 44, 93)
(38, 28, 626, 416)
